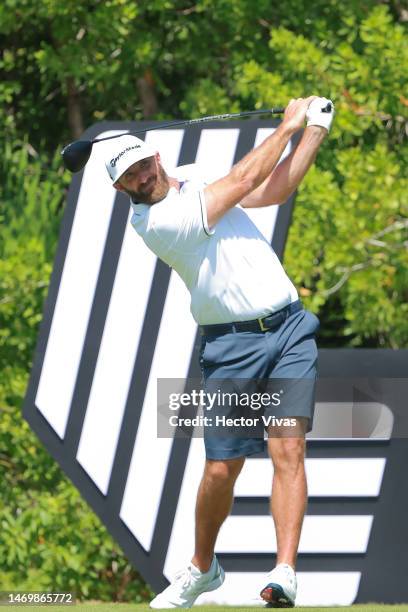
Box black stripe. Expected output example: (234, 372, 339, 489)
(306, 440, 390, 458)
(232, 497, 380, 515)
(105, 129, 198, 510)
(272, 130, 302, 260)
(246, 440, 389, 461)
(232, 120, 259, 164)
(106, 258, 172, 511)
(177, 123, 204, 166)
(149, 125, 206, 567)
(63, 127, 151, 454)
(149, 335, 204, 569)
(272, 191, 296, 261)
(318, 347, 408, 377)
(217, 553, 366, 572)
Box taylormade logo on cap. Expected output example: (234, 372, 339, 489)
(110, 144, 141, 168)
(104, 135, 156, 183)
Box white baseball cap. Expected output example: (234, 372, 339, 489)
(104, 134, 156, 183)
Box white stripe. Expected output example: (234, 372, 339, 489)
(235, 457, 386, 497)
(119, 272, 197, 551)
(164, 442, 365, 604)
(307, 457, 385, 496)
(194, 129, 240, 180)
(164, 438, 205, 578)
(120, 130, 239, 550)
(35, 131, 124, 437)
(143, 129, 185, 171)
(76, 212, 156, 493)
(75, 130, 184, 494)
(160, 128, 246, 558)
(215, 515, 373, 553)
(195, 571, 361, 606)
(296, 571, 361, 606)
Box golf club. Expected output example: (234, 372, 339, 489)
(61, 102, 332, 173)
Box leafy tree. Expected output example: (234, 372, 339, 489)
(176, 3, 408, 347)
(230, 5, 408, 346)
(0, 0, 407, 601)
(0, 143, 152, 600)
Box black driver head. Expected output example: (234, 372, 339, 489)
(61, 140, 94, 172)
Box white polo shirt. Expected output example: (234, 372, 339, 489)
(130, 164, 298, 324)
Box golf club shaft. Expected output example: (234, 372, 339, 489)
(60, 102, 332, 172)
(93, 108, 285, 144)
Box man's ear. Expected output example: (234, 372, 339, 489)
(113, 181, 125, 193)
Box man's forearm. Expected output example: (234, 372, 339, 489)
(229, 122, 295, 192)
(242, 125, 327, 208)
(204, 97, 318, 226)
(204, 123, 295, 227)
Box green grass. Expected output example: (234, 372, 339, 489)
(1, 605, 408, 612)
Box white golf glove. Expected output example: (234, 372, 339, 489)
(306, 97, 335, 132)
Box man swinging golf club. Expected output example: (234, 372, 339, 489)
(104, 96, 334, 608)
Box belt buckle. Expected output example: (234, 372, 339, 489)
(258, 316, 270, 332)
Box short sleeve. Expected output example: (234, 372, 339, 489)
(147, 188, 214, 254)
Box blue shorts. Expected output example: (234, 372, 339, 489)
(199, 301, 320, 460)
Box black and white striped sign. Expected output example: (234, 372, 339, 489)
(23, 120, 408, 605)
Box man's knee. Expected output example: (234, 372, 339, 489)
(268, 437, 305, 475)
(204, 457, 245, 486)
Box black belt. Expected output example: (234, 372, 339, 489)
(200, 300, 303, 335)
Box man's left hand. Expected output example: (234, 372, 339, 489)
(306, 97, 335, 132)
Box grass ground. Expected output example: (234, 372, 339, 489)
(1, 605, 408, 612)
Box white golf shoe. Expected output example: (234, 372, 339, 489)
(149, 556, 225, 609)
(260, 563, 297, 607)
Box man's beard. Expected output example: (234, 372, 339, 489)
(122, 163, 170, 205)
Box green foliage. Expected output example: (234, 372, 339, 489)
(0, 143, 152, 600)
(286, 144, 408, 347)
(0, 479, 151, 600)
(0, 142, 69, 258)
(231, 5, 408, 347)
(0, 362, 152, 600)
(0, 0, 407, 602)
(0, 143, 68, 367)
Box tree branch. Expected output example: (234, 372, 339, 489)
(66, 76, 84, 139)
(137, 69, 158, 119)
(319, 260, 376, 297)
(364, 218, 408, 250)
